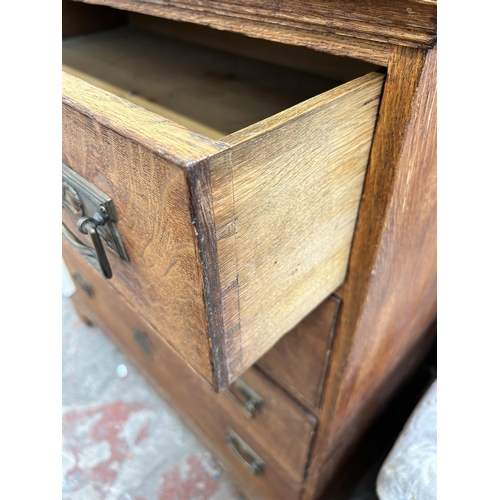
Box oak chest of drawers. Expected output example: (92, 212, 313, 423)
(62, 1, 437, 498)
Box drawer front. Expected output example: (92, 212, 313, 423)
(222, 369, 315, 481)
(62, 73, 219, 385)
(65, 249, 305, 499)
(257, 295, 341, 412)
(62, 29, 384, 389)
(63, 246, 316, 482)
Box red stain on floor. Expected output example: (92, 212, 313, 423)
(158, 453, 220, 500)
(135, 424, 149, 445)
(63, 400, 150, 496)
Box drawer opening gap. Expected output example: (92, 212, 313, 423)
(63, 3, 379, 140)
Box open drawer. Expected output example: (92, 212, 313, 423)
(62, 3, 384, 390)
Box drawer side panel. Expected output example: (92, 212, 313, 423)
(211, 72, 385, 380)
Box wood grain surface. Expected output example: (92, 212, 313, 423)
(230, 370, 317, 482)
(64, 247, 316, 482)
(71, 0, 436, 65)
(63, 75, 218, 382)
(63, 72, 224, 163)
(63, 26, 339, 139)
(68, 266, 304, 499)
(207, 72, 384, 380)
(62, 5, 438, 499)
(257, 296, 341, 413)
(129, 13, 381, 82)
(302, 46, 437, 499)
(63, 32, 384, 388)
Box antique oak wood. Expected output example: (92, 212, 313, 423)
(207, 73, 383, 381)
(63, 73, 218, 383)
(62, 2, 437, 498)
(62, 25, 339, 139)
(303, 45, 437, 499)
(228, 369, 316, 481)
(128, 13, 380, 83)
(257, 296, 341, 413)
(62, 29, 384, 388)
(70, 0, 436, 65)
(65, 239, 317, 482)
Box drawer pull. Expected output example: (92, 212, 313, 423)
(63, 222, 100, 268)
(77, 214, 113, 279)
(62, 220, 113, 279)
(224, 428, 265, 475)
(62, 163, 128, 279)
(225, 378, 263, 419)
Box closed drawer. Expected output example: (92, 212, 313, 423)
(257, 294, 341, 413)
(64, 247, 308, 499)
(62, 5, 384, 390)
(222, 370, 316, 482)
(64, 246, 316, 482)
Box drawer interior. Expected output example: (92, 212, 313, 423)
(62, 3, 378, 139)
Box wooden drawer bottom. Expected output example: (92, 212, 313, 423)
(65, 250, 306, 500)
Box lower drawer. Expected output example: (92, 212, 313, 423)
(257, 295, 340, 412)
(64, 246, 311, 499)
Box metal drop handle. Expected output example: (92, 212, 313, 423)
(225, 378, 263, 419)
(224, 428, 265, 475)
(77, 213, 113, 279)
(62, 222, 99, 267)
(62, 163, 128, 279)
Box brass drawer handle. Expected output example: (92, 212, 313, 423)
(63, 222, 100, 268)
(225, 378, 263, 419)
(77, 214, 113, 279)
(224, 428, 265, 475)
(62, 163, 128, 279)
(62, 220, 112, 279)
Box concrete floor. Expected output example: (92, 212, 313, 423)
(62, 264, 242, 500)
